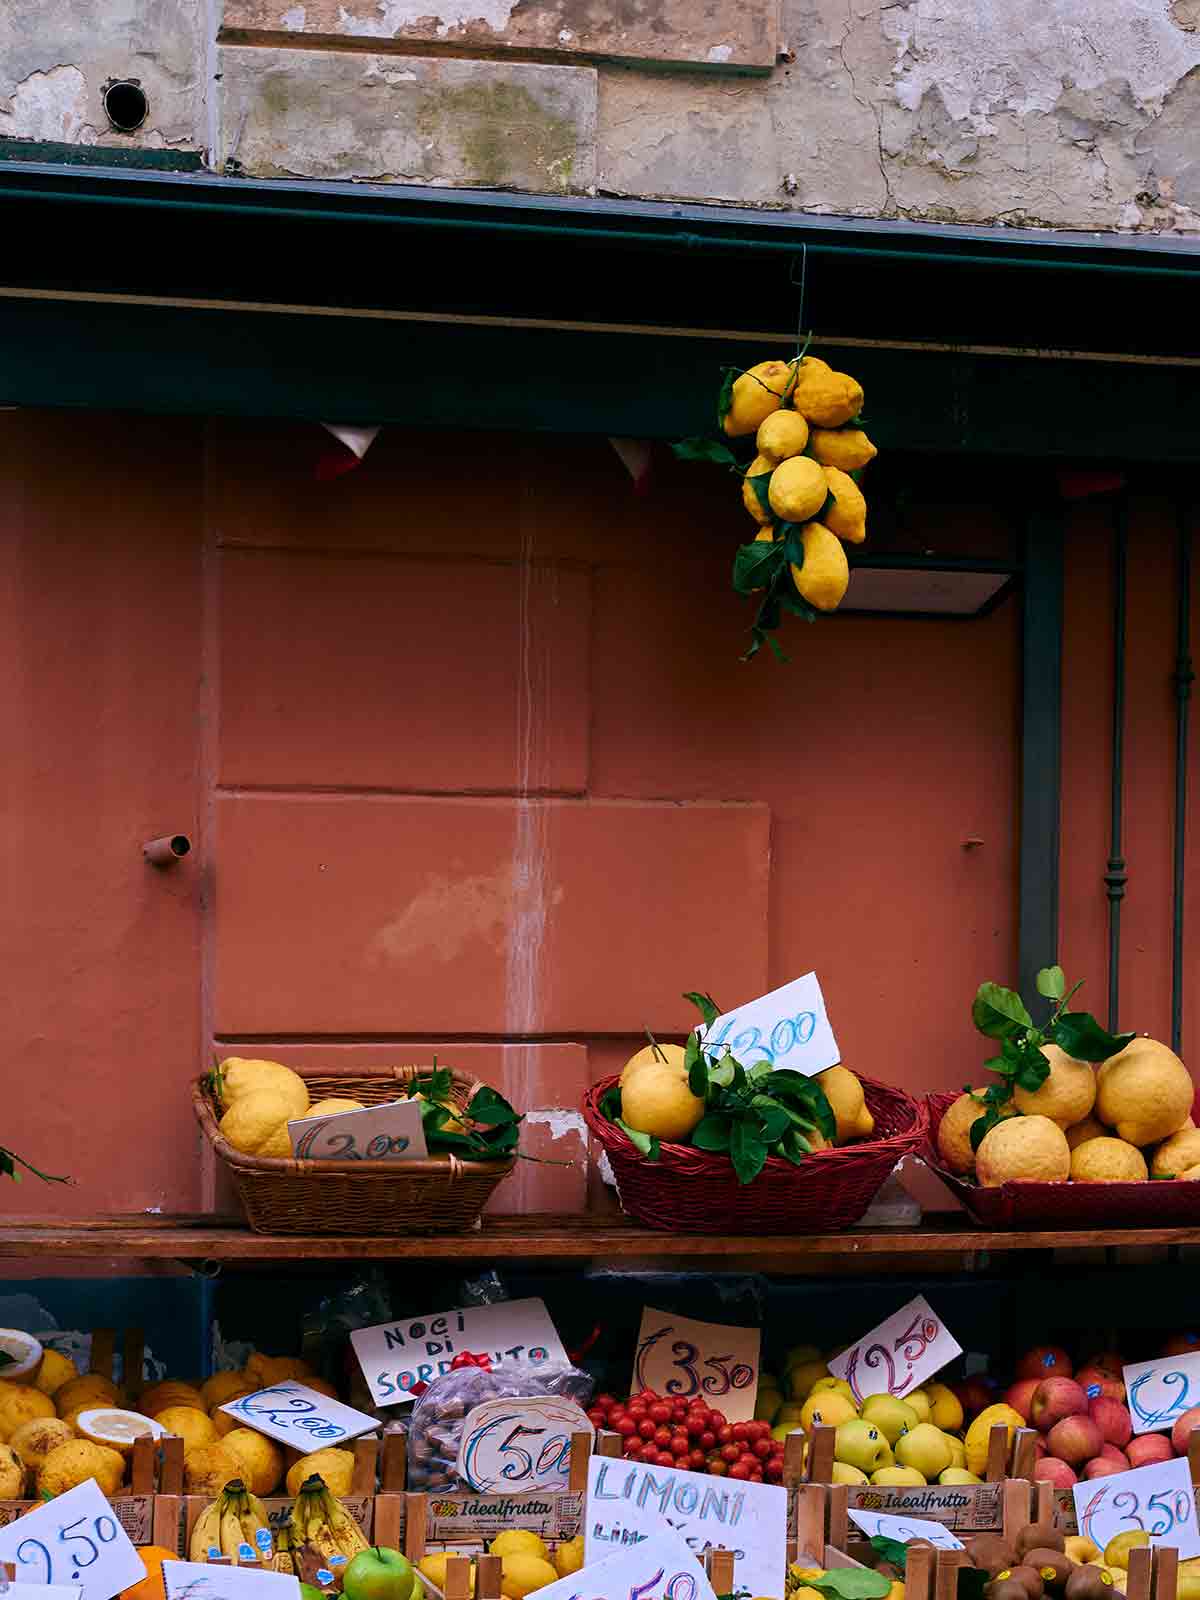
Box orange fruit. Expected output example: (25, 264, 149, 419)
(122, 1546, 177, 1600)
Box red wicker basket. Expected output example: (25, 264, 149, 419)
(925, 1090, 1200, 1227)
(583, 1073, 927, 1234)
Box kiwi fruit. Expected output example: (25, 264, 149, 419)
(988, 1582, 1033, 1600)
(998, 1567, 1046, 1600)
(1064, 1571, 1116, 1600)
(1016, 1528, 1067, 1560)
(973, 1537, 1019, 1577)
(1024, 1553, 1074, 1593)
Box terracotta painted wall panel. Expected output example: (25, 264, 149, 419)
(219, 549, 590, 793)
(0, 411, 204, 1217)
(209, 1042, 589, 1211)
(213, 795, 768, 1035)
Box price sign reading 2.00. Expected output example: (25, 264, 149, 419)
(221, 1381, 380, 1449)
(632, 1309, 761, 1423)
(0, 1479, 146, 1600)
(457, 1396, 594, 1494)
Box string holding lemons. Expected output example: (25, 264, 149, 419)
(674, 347, 877, 659)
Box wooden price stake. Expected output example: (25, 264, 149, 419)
(443, 1558, 473, 1600)
(704, 1550, 735, 1595)
(476, 1557, 502, 1600)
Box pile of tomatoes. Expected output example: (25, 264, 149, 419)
(585, 1389, 787, 1483)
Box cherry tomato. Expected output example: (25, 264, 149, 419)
(717, 1425, 734, 1445)
(732, 1422, 751, 1442)
(689, 1449, 707, 1470)
(720, 1442, 740, 1464)
(586, 1409, 606, 1428)
(708, 1459, 728, 1477)
(751, 1437, 771, 1459)
(650, 1402, 672, 1425)
(616, 1416, 637, 1437)
(765, 1459, 784, 1482)
(749, 1471, 763, 1483)
(654, 1426, 673, 1448)
(729, 1463, 751, 1480)
(709, 1411, 728, 1429)
(624, 1438, 644, 1458)
(639, 1419, 656, 1440)
(699, 1430, 716, 1451)
(671, 1435, 691, 1457)
(685, 1417, 705, 1440)
(627, 1401, 647, 1419)
(596, 1393, 617, 1409)
(738, 1454, 759, 1473)
(640, 1389, 659, 1403)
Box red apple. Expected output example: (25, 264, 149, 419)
(1128, 1434, 1174, 1468)
(1033, 1436, 1048, 1458)
(1034, 1457, 1078, 1488)
(1171, 1406, 1200, 1455)
(1017, 1346, 1074, 1381)
(1006, 1379, 1041, 1420)
(1047, 1415, 1103, 1465)
(952, 1377, 995, 1419)
(1162, 1334, 1200, 1358)
(1089, 1397, 1133, 1449)
(1077, 1366, 1126, 1404)
(1087, 1351, 1126, 1379)
(1031, 1377, 1090, 1432)
(1084, 1457, 1126, 1479)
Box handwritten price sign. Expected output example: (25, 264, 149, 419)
(287, 1099, 427, 1162)
(847, 1509, 965, 1551)
(633, 1310, 760, 1423)
(456, 1396, 594, 1493)
(1072, 1457, 1200, 1558)
(698, 974, 840, 1078)
(535, 1529, 717, 1600)
(220, 1382, 378, 1448)
(1124, 1354, 1200, 1436)
(0, 1480, 144, 1600)
(829, 1296, 961, 1403)
(163, 1560, 300, 1600)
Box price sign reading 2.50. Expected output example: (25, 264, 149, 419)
(0, 1479, 146, 1600)
(456, 1396, 594, 1494)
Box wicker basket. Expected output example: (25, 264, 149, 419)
(194, 1065, 516, 1235)
(583, 1073, 927, 1234)
(925, 1090, 1200, 1228)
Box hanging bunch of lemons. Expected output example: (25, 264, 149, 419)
(675, 350, 877, 659)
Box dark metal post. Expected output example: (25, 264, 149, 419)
(1106, 498, 1129, 1032)
(1018, 511, 1064, 1007)
(1172, 501, 1194, 1055)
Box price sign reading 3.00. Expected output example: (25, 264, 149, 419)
(0, 1479, 145, 1600)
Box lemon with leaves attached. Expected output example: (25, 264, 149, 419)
(742, 453, 777, 525)
(821, 468, 867, 545)
(722, 360, 797, 437)
(1012, 1043, 1096, 1127)
(816, 1066, 873, 1143)
(1097, 1038, 1193, 1145)
(789, 359, 864, 428)
(937, 1092, 1016, 1175)
(212, 1058, 309, 1120)
(1070, 1137, 1147, 1183)
(768, 456, 826, 524)
(757, 410, 810, 462)
(809, 427, 876, 472)
(620, 1055, 704, 1144)
(791, 523, 849, 612)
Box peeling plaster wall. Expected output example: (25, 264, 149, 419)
(6, 0, 1200, 232)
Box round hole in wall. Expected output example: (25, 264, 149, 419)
(168, 835, 191, 858)
(103, 80, 148, 133)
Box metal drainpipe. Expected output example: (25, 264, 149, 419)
(1106, 496, 1129, 1032)
(1172, 502, 1195, 1055)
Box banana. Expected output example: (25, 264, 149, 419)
(272, 1520, 296, 1576)
(291, 1474, 370, 1577)
(239, 1491, 272, 1553)
(191, 1479, 274, 1565)
(189, 1500, 223, 1562)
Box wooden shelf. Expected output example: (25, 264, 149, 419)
(0, 1212, 1198, 1266)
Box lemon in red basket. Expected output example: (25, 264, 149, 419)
(620, 1042, 685, 1086)
(815, 1066, 873, 1143)
(619, 1054, 704, 1143)
(975, 1115, 1070, 1187)
(1013, 1043, 1096, 1127)
(936, 1092, 1016, 1175)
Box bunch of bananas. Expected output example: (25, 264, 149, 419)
(291, 1473, 369, 1583)
(272, 1520, 297, 1576)
(189, 1478, 272, 1565)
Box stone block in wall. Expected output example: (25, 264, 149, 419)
(221, 0, 778, 74)
(216, 45, 596, 190)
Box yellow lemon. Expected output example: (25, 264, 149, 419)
(964, 1403, 1024, 1476)
(221, 1427, 285, 1494)
(939, 1468, 982, 1484)
(200, 1370, 253, 1411)
(757, 410, 810, 462)
(33, 1349, 78, 1397)
(38, 1438, 124, 1498)
(153, 1405, 218, 1451)
(183, 1441, 242, 1496)
(723, 360, 797, 438)
(214, 1058, 309, 1120)
(821, 468, 867, 545)
(786, 1360, 829, 1401)
(1151, 1125, 1200, 1176)
(621, 1042, 685, 1086)
(10, 1416, 73, 1470)
(742, 453, 778, 526)
(305, 1098, 366, 1118)
(553, 1537, 584, 1578)
(421, 1556, 475, 1595)
(809, 428, 877, 472)
(1097, 1038, 1193, 1145)
(925, 1383, 964, 1432)
(0, 1443, 23, 1498)
(801, 1391, 857, 1431)
(499, 1554, 559, 1599)
(1065, 1115, 1107, 1150)
(244, 1353, 315, 1386)
(0, 1382, 56, 1442)
(139, 1380, 204, 1416)
(286, 1447, 356, 1497)
(75, 1409, 163, 1457)
(975, 1115, 1070, 1186)
(1013, 1044, 1097, 1127)
(491, 1532, 549, 1561)
(789, 359, 864, 428)
(791, 523, 849, 612)
(1104, 1532, 1150, 1572)
(816, 1066, 874, 1143)
(936, 1093, 1015, 1176)
(219, 1090, 297, 1159)
(619, 1060, 704, 1143)
(768, 456, 827, 524)
(1070, 1137, 1148, 1182)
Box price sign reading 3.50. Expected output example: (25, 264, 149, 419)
(1072, 1457, 1200, 1559)
(633, 1309, 761, 1423)
(0, 1479, 145, 1600)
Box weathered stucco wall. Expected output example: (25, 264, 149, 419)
(4, 0, 1200, 230)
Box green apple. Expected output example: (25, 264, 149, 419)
(786, 1360, 829, 1402)
(871, 1466, 927, 1486)
(831, 1462, 869, 1486)
(939, 1467, 983, 1484)
(905, 1389, 933, 1423)
(895, 1422, 953, 1479)
(772, 1422, 802, 1443)
(809, 1377, 856, 1405)
(343, 1548, 417, 1600)
(301, 1586, 328, 1600)
(835, 1419, 893, 1475)
(860, 1394, 919, 1447)
(945, 1436, 966, 1469)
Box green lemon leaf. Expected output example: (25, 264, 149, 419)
(692, 1114, 733, 1152)
(717, 369, 736, 428)
(869, 1537, 908, 1571)
(688, 1053, 710, 1099)
(1012, 1045, 1052, 1093)
(750, 1096, 792, 1143)
(806, 1571, 892, 1600)
(969, 1106, 1004, 1152)
(1050, 1012, 1135, 1063)
(733, 537, 786, 596)
(710, 1053, 739, 1089)
(683, 991, 721, 1027)
(673, 436, 739, 467)
(972, 982, 1033, 1039)
(1036, 965, 1067, 1000)
(616, 1118, 661, 1162)
(729, 1119, 768, 1185)
(599, 1084, 622, 1121)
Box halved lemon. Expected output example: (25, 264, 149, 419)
(0, 1330, 44, 1382)
(76, 1408, 164, 1456)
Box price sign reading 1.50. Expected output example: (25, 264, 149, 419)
(633, 1309, 761, 1423)
(0, 1479, 145, 1600)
